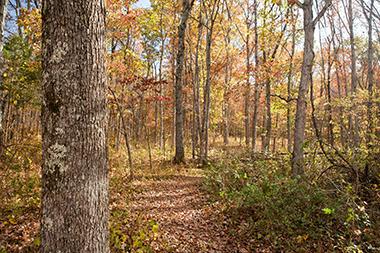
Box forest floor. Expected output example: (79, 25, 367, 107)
(0, 161, 248, 253)
(126, 171, 241, 253)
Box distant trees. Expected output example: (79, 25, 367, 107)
(0, 0, 378, 179)
(41, 0, 109, 251)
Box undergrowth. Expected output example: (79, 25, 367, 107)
(203, 152, 379, 252)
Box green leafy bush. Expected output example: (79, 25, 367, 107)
(204, 155, 377, 252)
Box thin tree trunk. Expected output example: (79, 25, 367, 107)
(264, 77, 271, 153)
(41, 0, 109, 251)
(287, 9, 296, 153)
(109, 88, 133, 173)
(251, 0, 259, 152)
(158, 10, 165, 152)
(244, 31, 251, 147)
(362, 0, 375, 174)
(292, 0, 331, 177)
(348, 0, 359, 147)
(192, 5, 203, 159)
(272, 113, 279, 153)
(200, 0, 219, 164)
(145, 124, 153, 171)
(0, 0, 8, 154)
(223, 30, 230, 146)
(326, 38, 334, 146)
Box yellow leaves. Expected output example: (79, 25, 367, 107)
(296, 234, 309, 244)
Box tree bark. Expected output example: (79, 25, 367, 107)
(292, 0, 331, 177)
(251, 0, 260, 152)
(287, 9, 296, 153)
(192, 4, 203, 159)
(244, 32, 251, 147)
(200, 0, 219, 164)
(158, 9, 165, 152)
(362, 0, 375, 165)
(264, 75, 271, 153)
(348, 0, 360, 147)
(326, 38, 334, 146)
(174, 0, 194, 164)
(41, 0, 109, 252)
(223, 27, 231, 146)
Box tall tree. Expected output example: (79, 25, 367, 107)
(347, 0, 359, 147)
(192, 1, 203, 158)
(251, 0, 260, 151)
(41, 0, 109, 251)
(242, 0, 253, 147)
(286, 8, 297, 153)
(361, 0, 375, 172)
(0, 0, 8, 153)
(200, 0, 220, 164)
(292, 0, 331, 177)
(174, 0, 195, 163)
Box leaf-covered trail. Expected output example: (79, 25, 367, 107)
(129, 173, 238, 253)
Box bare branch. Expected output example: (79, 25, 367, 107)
(313, 0, 332, 26)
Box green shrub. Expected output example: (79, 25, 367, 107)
(204, 155, 376, 252)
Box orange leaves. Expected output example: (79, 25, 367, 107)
(18, 8, 42, 54)
(106, 0, 145, 40)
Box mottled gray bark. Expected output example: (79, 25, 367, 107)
(174, 0, 194, 164)
(41, 0, 109, 252)
(292, 0, 331, 177)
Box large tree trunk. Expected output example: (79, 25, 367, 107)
(174, 0, 194, 164)
(41, 0, 109, 252)
(0, 0, 8, 154)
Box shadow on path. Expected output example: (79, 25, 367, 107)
(129, 174, 239, 253)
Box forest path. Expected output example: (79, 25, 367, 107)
(128, 172, 239, 253)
